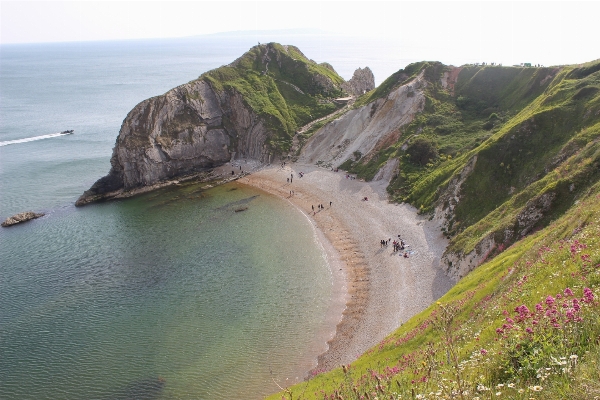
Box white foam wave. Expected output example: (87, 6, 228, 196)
(0, 132, 71, 147)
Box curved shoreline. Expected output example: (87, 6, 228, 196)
(235, 162, 454, 373)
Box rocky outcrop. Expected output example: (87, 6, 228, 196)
(2, 211, 44, 227)
(341, 67, 376, 96)
(441, 190, 557, 281)
(76, 80, 269, 205)
(432, 155, 478, 230)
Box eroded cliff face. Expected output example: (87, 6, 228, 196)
(76, 80, 268, 205)
(299, 70, 427, 175)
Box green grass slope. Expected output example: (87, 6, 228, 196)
(200, 43, 346, 153)
(268, 181, 600, 399)
(266, 60, 600, 399)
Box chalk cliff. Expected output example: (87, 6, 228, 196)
(77, 43, 354, 205)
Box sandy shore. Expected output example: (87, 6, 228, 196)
(219, 161, 453, 372)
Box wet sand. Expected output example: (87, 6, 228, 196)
(221, 162, 453, 372)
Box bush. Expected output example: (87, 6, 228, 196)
(406, 137, 439, 166)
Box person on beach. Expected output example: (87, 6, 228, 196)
(312, 205, 314, 211)
(329, 201, 332, 207)
(287, 178, 289, 183)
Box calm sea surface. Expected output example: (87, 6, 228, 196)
(0, 32, 409, 399)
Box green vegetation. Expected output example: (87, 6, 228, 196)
(268, 59, 600, 399)
(199, 43, 347, 153)
(267, 178, 600, 400)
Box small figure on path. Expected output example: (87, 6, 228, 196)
(329, 201, 332, 207)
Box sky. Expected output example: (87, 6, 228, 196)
(1, 1, 598, 67)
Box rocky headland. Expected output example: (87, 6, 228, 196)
(76, 43, 373, 206)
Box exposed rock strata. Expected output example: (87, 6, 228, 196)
(77, 80, 269, 205)
(299, 71, 427, 166)
(441, 188, 558, 282)
(2, 211, 44, 227)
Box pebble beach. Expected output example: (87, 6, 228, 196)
(233, 163, 454, 372)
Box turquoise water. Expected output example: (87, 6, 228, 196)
(0, 33, 408, 399)
(0, 182, 333, 399)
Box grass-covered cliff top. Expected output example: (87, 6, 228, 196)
(200, 43, 347, 152)
(268, 59, 600, 399)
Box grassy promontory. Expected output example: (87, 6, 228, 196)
(201, 43, 347, 153)
(267, 60, 600, 399)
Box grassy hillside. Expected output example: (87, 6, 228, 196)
(267, 60, 600, 399)
(200, 43, 347, 153)
(344, 60, 600, 261)
(267, 181, 600, 399)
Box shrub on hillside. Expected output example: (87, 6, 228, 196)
(406, 137, 439, 166)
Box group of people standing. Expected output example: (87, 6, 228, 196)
(380, 236, 410, 258)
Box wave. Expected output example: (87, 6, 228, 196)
(0, 132, 72, 147)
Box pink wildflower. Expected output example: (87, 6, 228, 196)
(564, 287, 574, 297)
(535, 303, 544, 313)
(573, 298, 581, 311)
(584, 287, 594, 303)
(546, 295, 555, 307)
(481, 349, 488, 355)
(526, 327, 533, 334)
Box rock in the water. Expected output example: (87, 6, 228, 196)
(2, 211, 44, 227)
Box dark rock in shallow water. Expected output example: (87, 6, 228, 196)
(105, 376, 166, 400)
(1, 211, 44, 227)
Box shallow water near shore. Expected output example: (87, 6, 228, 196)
(0, 181, 335, 399)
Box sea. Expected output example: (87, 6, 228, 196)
(0, 31, 412, 399)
